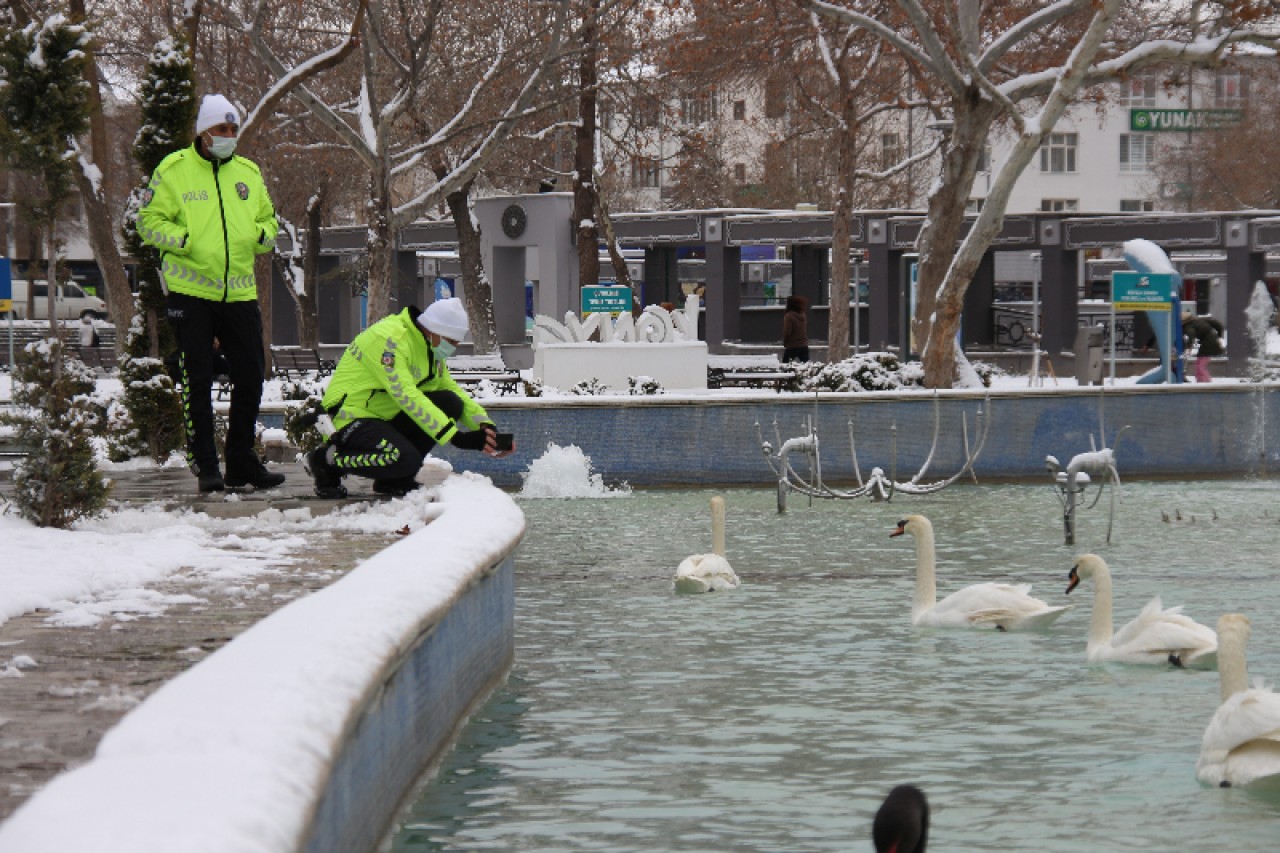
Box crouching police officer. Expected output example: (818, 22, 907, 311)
(306, 298, 514, 497)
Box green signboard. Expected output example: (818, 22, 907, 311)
(581, 285, 633, 316)
(1129, 108, 1241, 132)
(1112, 271, 1177, 311)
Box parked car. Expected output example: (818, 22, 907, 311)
(2, 279, 108, 321)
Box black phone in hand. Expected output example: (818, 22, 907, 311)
(494, 433, 514, 451)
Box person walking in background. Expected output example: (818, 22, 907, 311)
(306, 298, 515, 498)
(782, 294, 810, 363)
(137, 94, 282, 494)
(1182, 305, 1225, 383)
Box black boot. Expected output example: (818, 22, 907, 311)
(225, 458, 286, 490)
(372, 476, 420, 497)
(196, 465, 225, 493)
(305, 446, 347, 499)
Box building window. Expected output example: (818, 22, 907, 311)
(976, 146, 991, 172)
(733, 163, 746, 183)
(632, 96, 660, 130)
(1215, 72, 1246, 105)
(680, 90, 716, 126)
(1040, 198, 1078, 212)
(1039, 133, 1077, 173)
(1120, 199, 1155, 212)
(764, 75, 788, 118)
(1121, 76, 1157, 107)
(966, 198, 985, 214)
(1119, 134, 1155, 172)
(631, 156, 660, 188)
(881, 132, 901, 169)
(733, 99, 746, 121)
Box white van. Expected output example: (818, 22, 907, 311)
(2, 280, 108, 321)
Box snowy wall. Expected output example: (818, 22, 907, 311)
(436, 384, 1280, 486)
(0, 477, 524, 853)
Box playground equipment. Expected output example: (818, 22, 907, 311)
(758, 394, 991, 511)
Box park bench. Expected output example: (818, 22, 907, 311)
(271, 347, 335, 380)
(76, 346, 119, 373)
(707, 354, 798, 392)
(446, 353, 523, 396)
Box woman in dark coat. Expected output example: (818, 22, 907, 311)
(1182, 306, 1225, 383)
(782, 294, 810, 363)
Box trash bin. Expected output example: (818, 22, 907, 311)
(1074, 325, 1105, 385)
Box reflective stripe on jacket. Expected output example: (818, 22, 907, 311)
(137, 145, 278, 303)
(321, 308, 491, 443)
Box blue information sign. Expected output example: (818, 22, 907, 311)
(581, 285, 633, 316)
(0, 257, 10, 313)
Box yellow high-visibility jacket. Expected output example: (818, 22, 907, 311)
(137, 144, 278, 302)
(322, 308, 492, 444)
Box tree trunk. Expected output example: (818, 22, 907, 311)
(594, 168, 634, 294)
(364, 167, 395, 325)
(297, 195, 323, 349)
(256, 252, 272, 365)
(69, 0, 132, 356)
(827, 85, 859, 363)
(913, 95, 999, 387)
(573, 0, 601, 292)
(445, 184, 498, 354)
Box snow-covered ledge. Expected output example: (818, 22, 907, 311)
(532, 296, 708, 390)
(0, 476, 525, 853)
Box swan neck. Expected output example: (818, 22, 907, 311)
(1086, 564, 1114, 650)
(913, 527, 937, 615)
(1218, 625, 1250, 701)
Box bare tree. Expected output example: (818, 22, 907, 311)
(247, 0, 572, 325)
(812, 0, 1280, 387)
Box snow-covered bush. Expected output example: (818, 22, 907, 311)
(2, 339, 109, 527)
(569, 378, 610, 396)
(522, 378, 545, 397)
(628, 375, 664, 395)
(790, 352, 922, 392)
(283, 396, 327, 454)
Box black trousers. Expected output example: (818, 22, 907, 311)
(167, 292, 265, 474)
(330, 390, 465, 483)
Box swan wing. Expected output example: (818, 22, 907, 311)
(1108, 597, 1218, 660)
(927, 583, 1066, 630)
(1198, 687, 1280, 786)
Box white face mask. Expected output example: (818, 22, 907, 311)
(433, 338, 457, 359)
(206, 134, 237, 159)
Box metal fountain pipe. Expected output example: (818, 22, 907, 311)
(1062, 448, 1114, 545)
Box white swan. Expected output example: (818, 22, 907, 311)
(674, 495, 740, 594)
(891, 515, 1071, 630)
(1066, 554, 1217, 667)
(1197, 614, 1280, 788)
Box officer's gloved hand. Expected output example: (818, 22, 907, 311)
(450, 429, 491, 451)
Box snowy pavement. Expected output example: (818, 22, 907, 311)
(0, 462, 448, 822)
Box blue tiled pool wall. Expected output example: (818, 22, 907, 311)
(301, 559, 515, 853)
(428, 386, 1280, 487)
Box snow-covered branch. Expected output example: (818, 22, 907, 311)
(805, 0, 933, 74)
(245, 0, 377, 167)
(855, 138, 940, 181)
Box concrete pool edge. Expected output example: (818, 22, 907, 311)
(438, 383, 1280, 486)
(0, 479, 522, 853)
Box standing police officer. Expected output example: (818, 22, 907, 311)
(138, 94, 284, 493)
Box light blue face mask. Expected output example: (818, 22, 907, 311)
(434, 338, 456, 359)
(207, 134, 237, 159)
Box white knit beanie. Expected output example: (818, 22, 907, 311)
(195, 94, 240, 134)
(419, 298, 470, 341)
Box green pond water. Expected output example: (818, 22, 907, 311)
(391, 478, 1280, 852)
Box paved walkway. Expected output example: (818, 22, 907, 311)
(0, 462, 403, 820)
